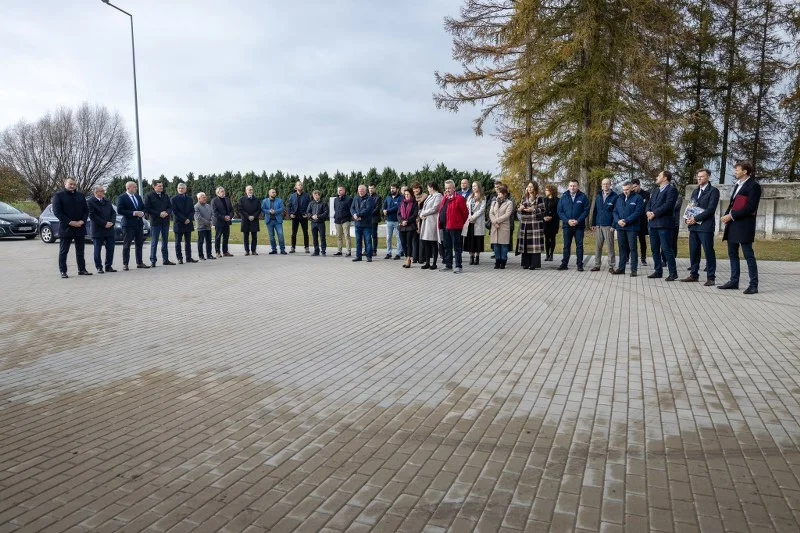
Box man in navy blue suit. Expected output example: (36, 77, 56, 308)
(116, 181, 149, 270)
(557, 179, 590, 271)
(646, 171, 679, 281)
(720, 160, 761, 294)
(611, 182, 644, 276)
(681, 168, 719, 286)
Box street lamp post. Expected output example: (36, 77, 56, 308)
(101, 0, 144, 195)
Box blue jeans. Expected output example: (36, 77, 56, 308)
(728, 241, 758, 288)
(650, 228, 676, 276)
(149, 225, 169, 264)
(616, 230, 638, 273)
(355, 226, 373, 259)
(443, 229, 463, 268)
(266, 219, 285, 252)
(492, 243, 508, 261)
(561, 226, 585, 268)
(386, 221, 399, 255)
(689, 231, 716, 279)
(92, 235, 115, 270)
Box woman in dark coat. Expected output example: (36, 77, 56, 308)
(411, 181, 427, 263)
(542, 183, 560, 261)
(397, 189, 419, 268)
(515, 182, 545, 269)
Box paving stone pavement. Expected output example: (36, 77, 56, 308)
(2, 238, 800, 533)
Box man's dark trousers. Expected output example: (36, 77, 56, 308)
(728, 241, 758, 288)
(122, 226, 144, 266)
(617, 231, 638, 273)
(150, 225, 169, 264)
(175, 232, 192, 261)
(443, 229, 463, 268)
(291, 218, 309, 248)
(59, 236, 86, 273)
(93, 236, 115, 270)
(689, 231, 715, 280)
(197, 230, 212, 259)
(561, 227, 585, 268)
(650, 228, 677, 277)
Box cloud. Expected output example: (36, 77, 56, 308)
(0, 0, 503, 179)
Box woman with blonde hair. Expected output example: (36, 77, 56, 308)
(489, 185, 513, 269)
(515, 182, 545, 269)
(462, 181, 486, 265)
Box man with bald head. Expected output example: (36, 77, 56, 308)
(171, 182, 197, 264)
(117, 181, 148, 270)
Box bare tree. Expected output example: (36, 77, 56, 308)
(0, 103, 132, 209)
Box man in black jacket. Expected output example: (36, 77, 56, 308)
(171, 183, 196, 264)
(52, 178, 91, 278)
(116, 181, 148, 270)
(238, 185, 261, 256)
(720, 160, 762, 294)
(212, 186, 234, 257)
(333, 186, 352, 256)
(631, 179, 650, 266)
(87, 185, 117, 273)
(144, 181, 175, 267)
(368, 184, 382, 257)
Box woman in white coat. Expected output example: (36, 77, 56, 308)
(418, 182, 443, 270)
(462, 181, 486, 265)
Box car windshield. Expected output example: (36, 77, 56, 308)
(0, 202, 22, 215)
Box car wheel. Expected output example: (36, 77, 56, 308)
(40, 225, 55, 243)
(25, 235, 36, 240)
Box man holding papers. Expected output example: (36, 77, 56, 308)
(720, 160, 761, 294)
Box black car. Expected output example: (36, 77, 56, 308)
(0, 202, 39, 239)
(38, 203, 150, 244)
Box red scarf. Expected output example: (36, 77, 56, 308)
(399, 198, 415, 219)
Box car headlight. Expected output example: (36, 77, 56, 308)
(0, 219, 10, 225)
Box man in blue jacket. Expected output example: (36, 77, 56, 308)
(261, 189, 286, 255)
(351, 184, 375, 262)
(646, 170, 679, 281)
(382, 184, 402, 260)
(557, 179, 590, 271)
(590, 178, 617, 272)
(681, 168, 719, 286)
(611, 182, 644, 276)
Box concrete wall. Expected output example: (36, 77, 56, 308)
(678, 183, 800, 239)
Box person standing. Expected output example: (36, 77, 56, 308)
(212, 186, 234, 257)
(590, 178, 618, 273)
(557, 180, 590, 271)
(382, 184, 402, 259)
(720, 160, 761, 294)
(87, 185, 117, 274)
(398, 189, 419, 268)
(542, 184, 560, 261)
(612, 182, 644, 276)
(144, 181, 175, 267)
(333, 185, 352, 257)
(462, 181, 486, 266)
(411, 182, 427, 264)
(681, 168, 719, 286)
(287, 180, 310, 253)
(351, 184, 375, 262)
(307, 190, 329, 256)
(631, 178, 650, 266)
(368, 184, 381, 257)
(194, 192, 215, 260)
(238, 185, 261, 256)
(458, 178, 471, 199)
(516, 182, 545, 270)
(418, 182, 443, 270)
(490, 186, 513, 269)
(646, 170, 679, 281)
(261, 189, 286, 255)
(439, 179, 469, 273)
(171, 183, 197, 264)
(116, 181, 148, 270)
(52, 177, 90, 278)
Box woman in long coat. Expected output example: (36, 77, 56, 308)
(543, 183, 560, 261)
(515, 182, 545, 269)
(462, 181, 486, 266)
(418, 182, 443, 270)
(489, 186, 513, 269)
(411, 181, 427, 263)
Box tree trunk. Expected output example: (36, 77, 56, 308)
(752, 0, 772, 177)
(719, 0, 739, 184)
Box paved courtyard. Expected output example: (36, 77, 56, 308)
(2, 238, 800, 533)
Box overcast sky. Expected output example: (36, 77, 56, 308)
(0, 0, 503, 180)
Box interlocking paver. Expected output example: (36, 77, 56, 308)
(2, 240, 800, 531)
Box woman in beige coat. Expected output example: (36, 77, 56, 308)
(489, 185, 513, 269)
(418, 182, 443, 270)
(462, 181, 486, 265)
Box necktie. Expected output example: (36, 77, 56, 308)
(731, 183, 741, 198)
(697, 188, 702, 201)
(131, 195, 137, 209)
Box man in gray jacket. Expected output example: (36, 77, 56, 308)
(194, 192, 216, 260)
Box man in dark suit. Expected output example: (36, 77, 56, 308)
(144, 181, 175, 267)
(116, 180, 149, 270)
(556, 179, 590, 271)
(631, 178, 649, 266)
(171, 182, 197, 264)
(646, 170, 679, 281)
(238, 185, 261, 256)
(611, 182, 644, 276)
(720, 160, 761, 294)
(287, 180, 310, 253)
(211, 186, 234, 257)
(87, 185, 117, 274)
(51, 177, 90, 278)
(681, 168, 719, 286)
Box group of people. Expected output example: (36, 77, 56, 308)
(51, 161, 762, 293)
